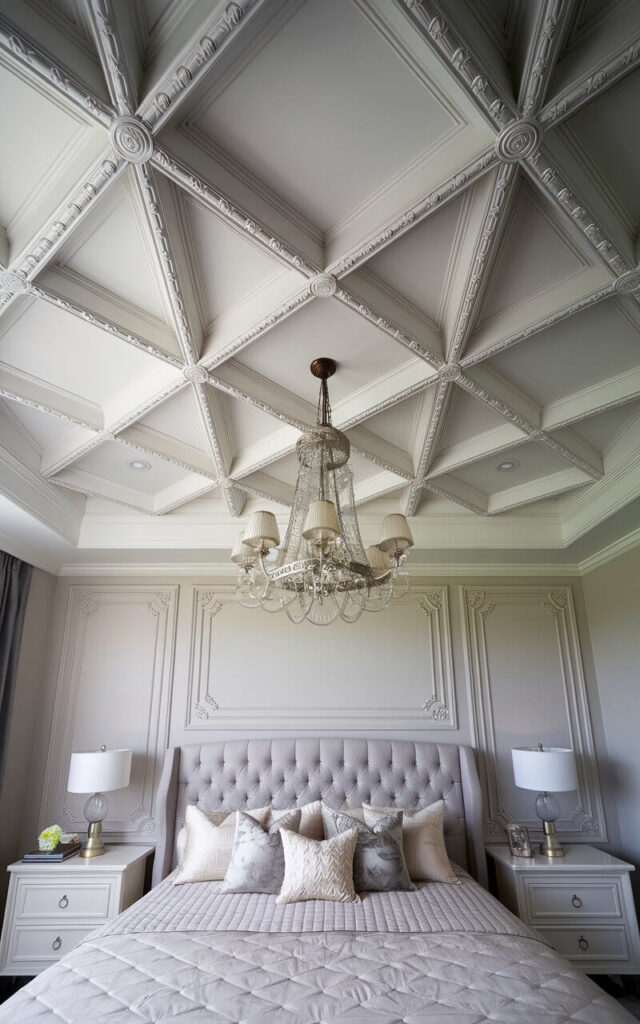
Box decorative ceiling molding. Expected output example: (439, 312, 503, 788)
(0, 0, 638, 560)
(447, 163, 518, 362)
(539, 33, 640, 128)
(405, 381, 453, 516)
(137, 0, 266, 133)
(86, 0, 138, 115)
(0, 10, 113, 127)
(518, 0, 573, 117)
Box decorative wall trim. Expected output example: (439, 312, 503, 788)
(184, 585, 456, 730)
(39, 585, 178, 842)
(460, 585, 607, 842)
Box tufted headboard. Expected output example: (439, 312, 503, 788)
(152, 739, 486, 888)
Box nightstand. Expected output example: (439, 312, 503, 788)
(0, 844, 153, 975)
(487, 844, 640, 974)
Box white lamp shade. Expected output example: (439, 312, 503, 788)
(303, 500, 339, 541)
(242, 510, 280, 550)
(67, 749, 132, 794)
(378, 513, 414, 552)
(512, 747, 578, 793)
(230, 531, 257, 565)
(365, 544, 391, 578)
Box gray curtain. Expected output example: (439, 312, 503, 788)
(0, 553, 32, 790)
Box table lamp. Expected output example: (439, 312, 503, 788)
(511, 744, 578, 858)
(67, 746, 132, 857)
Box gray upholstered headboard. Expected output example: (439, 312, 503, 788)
(152, 739, 486, 888)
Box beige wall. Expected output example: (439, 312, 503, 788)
(582, 546, 640, 892)
(16, 573, 618, 866)
(0, 567, 57, 908)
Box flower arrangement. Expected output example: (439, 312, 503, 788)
(38, 824, 63, 852)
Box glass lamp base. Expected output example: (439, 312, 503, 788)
(80, 792, 108, 857)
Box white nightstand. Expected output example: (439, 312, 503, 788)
(0, 844, 153, 976)
(487, 844, 640, 974)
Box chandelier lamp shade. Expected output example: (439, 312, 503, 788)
(230, 358, 414, 625)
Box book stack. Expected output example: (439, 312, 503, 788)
(22, 841, 82, 863)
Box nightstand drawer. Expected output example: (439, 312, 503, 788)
(8, 924, 95, 969)
(538, 926, 631, 964)
(15, 879, 113, 921)
(524, 877, 622, 921)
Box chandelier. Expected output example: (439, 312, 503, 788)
(229, 358, 414, 625)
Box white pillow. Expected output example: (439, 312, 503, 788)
(277, 828, 358, 904)
(174, 804, 270, 883)
(363, 800, 458, 884)
(174, 800, 323, 873)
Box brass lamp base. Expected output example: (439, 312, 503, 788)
(540, 819, 565, 857)
(80, 821, 105, 858)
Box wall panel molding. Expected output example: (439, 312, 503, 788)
(183, 585, 457, 731)
(39, 585, 178, 843)
(460, 585, 606, 843)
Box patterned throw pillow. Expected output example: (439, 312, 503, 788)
(173, 805, 271, 883)
(322, 805, 416, 892)
(277, 828, 358, 904)
(219, 809, 301, 894)
(363, 800, 459, 883)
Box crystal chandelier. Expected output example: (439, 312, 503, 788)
(230, 358, 414, 625)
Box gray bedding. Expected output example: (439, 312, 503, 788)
(1, 868, 633, 1022)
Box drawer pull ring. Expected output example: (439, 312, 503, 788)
(571, 894, 583, 909)
(578, 935, 589, 951)
(58, 895, 69, 909)
(52, 937, 62, 952)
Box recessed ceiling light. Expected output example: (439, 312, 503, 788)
(497, 459, 519, 472)
(128, 459, 151, 471)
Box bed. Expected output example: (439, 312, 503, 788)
(1, 738, 633, 1022)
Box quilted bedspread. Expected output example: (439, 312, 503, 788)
(1, 872, 633, 1022)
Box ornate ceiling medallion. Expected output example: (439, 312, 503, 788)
(309, 274, 338, 298)
(495, 119, 541, 162)
(183, 365, 209, 383)
(109, 116, 154, 164)
(0, 272, 29, 295)
(230, 358, 414, 625)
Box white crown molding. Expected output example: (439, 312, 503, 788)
(579, 525, 640, 575)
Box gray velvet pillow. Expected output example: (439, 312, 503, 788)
(219, 808, 301, 894)
(321, 805, 416, 893)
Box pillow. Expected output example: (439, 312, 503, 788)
(277, 828, 358, 904)
(363, 800, 459, 883)
(219, 808, 301, 894)
(322, 805, 415, 892)
(175, 800, 324, 864)
(266, 800, 324, 841)
(174, 804, 270, 881)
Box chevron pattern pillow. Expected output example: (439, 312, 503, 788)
(277, 828, 358, 904)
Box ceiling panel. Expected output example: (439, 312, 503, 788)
(182, 194, 287, 325)
(477, 179, 592, 326)
(234, 298, 414, 408)
(72, 438, 201, 495)
(360, 186, 471, 328)
(450, 441, 571, 497)
(0, 299, 175, 406)
(563, 400, 640, 453)
(184, 0, 457, 230)
(1, 398, 74, 449)
(0, 62, 87, 238)
(53, 170, 172, 326)
(488, 299, 640, 406)
(136, 386, 210, 453)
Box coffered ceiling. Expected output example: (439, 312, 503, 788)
(1, 0, 640, 571)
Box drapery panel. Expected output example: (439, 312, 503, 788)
(0, 553, 32, 790)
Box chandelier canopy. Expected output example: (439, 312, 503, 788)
(230, 358, 413, 625)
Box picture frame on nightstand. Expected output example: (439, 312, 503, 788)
(506, 823, 533, 857)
